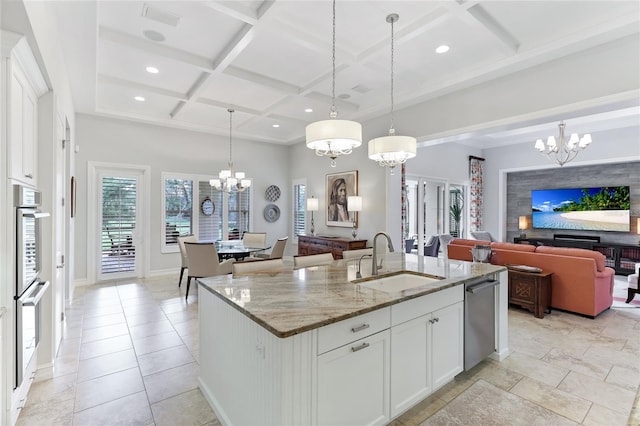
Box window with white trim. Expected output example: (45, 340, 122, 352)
(293, 180, 307, 241)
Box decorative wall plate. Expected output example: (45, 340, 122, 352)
(264, 204, 280, 223)
(265, 185, 281, 202)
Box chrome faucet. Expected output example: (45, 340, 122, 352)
(372, 232, 395, 275)
(356, 254, 372, 279)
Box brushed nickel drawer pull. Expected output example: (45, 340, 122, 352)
(351, 342, 370, 352)
(351, 323, 370, 333)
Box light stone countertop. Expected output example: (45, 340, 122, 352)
(198, 253, 506, 338)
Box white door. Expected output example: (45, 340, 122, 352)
(97, 170, 143, 280)
(53, 112, 67, 353)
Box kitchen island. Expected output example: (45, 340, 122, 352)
(197, 253, 508, 425)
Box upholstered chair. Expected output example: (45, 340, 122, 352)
(233, 258, 284, 275)
(293, 252, 334, 268)
(177, 235, 197, 287)
(183, 242, 234, 299)
(256, 236, 288, 259)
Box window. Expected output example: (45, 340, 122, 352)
(162, 173, 253, 252)
(293, 180, 307, 241)
(163, 175, 193, 249)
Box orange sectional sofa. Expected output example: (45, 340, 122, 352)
(447, 239, 615, 317)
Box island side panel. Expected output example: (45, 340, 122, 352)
(198, 286, 316, 425)
(492, 270, 510, 361)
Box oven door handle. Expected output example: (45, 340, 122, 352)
(21, 281, 50, 306)
(23, 211, 50, 219)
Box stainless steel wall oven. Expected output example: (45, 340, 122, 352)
(14, 184, 50, 389)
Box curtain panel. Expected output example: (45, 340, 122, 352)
(469, 156, 485, 232)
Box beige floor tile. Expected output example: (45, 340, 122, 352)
(584, 345, 640, 372)
(499, 352, 570, 387)
(72, 391, 153, 426)
(171, 318, 198, 337)
(79, 334, 133, 360)
(582, 403, 631, 426)
(467, 359, 524, 391)
(150, 388, 217, 426)
(17, 395, 74, 426)
(143, 362, 200, 404)
(395, 394, 447, 426)
(126, 310, 168, 327)
(25, 373, 77, 406)
(74, 367, 144, 412)
(428, 375, 475, 403)
(606, 365, 640, 391)
(421, 379, 576, 425)
(138, 345, 195, 376)
(129, 319, 175, 340)
(77, 348, 138, 382)
(541, 347, 612, 380)
(81, 322, 130, 343)
(82, 312, 127, 330)
(558, 370, 635, 415)
(83, 304, 123, 318)
(164, 308, 198, 324)
(510, 377, 591, 423)
(132, 330, 184, 356)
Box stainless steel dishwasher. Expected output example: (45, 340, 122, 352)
(464, 276, 499, 371)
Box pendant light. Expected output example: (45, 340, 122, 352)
(210, 108, 251, 192)
(305, 0, 362, 168)
(368, 13, 416, 174)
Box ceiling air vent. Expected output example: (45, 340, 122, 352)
(141, 4, 182, 27)
(351, 84, 371, 94)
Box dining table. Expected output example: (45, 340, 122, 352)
(214, 240, 270, 261)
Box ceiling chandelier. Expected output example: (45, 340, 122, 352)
(305, 0, 362, 168)
(210, 108, 251, 192)
(368, 13, 416, 174)
(534, 121, 592, 167)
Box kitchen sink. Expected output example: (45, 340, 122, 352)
(356, 273, 443, 294)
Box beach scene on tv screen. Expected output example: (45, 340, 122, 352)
(531, 186, 630, 232)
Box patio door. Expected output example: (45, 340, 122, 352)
(97, 170, 143, 280)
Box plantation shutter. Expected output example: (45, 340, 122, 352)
(293, 183, 306, 238)
(101, 176, 137, 274)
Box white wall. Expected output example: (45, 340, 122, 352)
(482, 125, 640, 241)
(74, 114, 289, 282)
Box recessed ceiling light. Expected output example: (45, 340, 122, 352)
(143, 29, 165, 42)
(338, 93, 351, 100)
(272, 124, 280, 128)
(305, 108, 313, 113)
(134, 96, 145, 102)
(435, 45, 450, 54)
(146, 66, 159, 74)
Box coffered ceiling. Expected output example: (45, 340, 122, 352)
(47, 1, 640, 146)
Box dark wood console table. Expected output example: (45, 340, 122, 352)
(298, 235, 367, 259)
(514, 237, 640, 275)
(508, 269, 552, 319)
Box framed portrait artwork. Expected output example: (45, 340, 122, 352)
(326, 170, 358, 228)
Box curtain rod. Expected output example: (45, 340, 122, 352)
(469, 155, 485, 161)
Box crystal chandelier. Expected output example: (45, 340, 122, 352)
(534, 121, 592, 167)
(305, 0, 362, 168)
(368, 13, 416, 174)
(210, 109, 251, 192)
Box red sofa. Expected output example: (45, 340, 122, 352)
(447, 239, 615, 317)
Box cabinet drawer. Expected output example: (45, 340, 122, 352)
(318, 307, 390, 355)
(391, 285, 463, 326)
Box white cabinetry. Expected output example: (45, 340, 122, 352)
(316, 307, 391, 426)
(2, 32, 48, 186)
(390, 286, 464, 417)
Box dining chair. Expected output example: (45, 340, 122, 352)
(423, 235, 440, 257)
(256, 236, 288, 259)
(177, 234, 197, 287)
(183, 242, 234, 299)
(293, 252, 334, 268)
(233, 258, 284, 275)
(470, 231, 495, 242)
(342, 248, 373, 260)
(242, 232, 268, 248)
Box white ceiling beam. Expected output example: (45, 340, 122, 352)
(99, 27, 214, 71)
(440, 1, 519, 55)
(205, 1, 259, 25)
(224, 66, 300, 95)
(195, 97, 262, 116)
(98, 74, 188, 100)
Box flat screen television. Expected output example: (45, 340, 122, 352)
(531, 186, 630, 232)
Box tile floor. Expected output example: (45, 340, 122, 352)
(17, 272, 640, 426)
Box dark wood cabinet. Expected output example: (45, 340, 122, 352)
(514, 237, 640, 275)
(298, 235, 367, 259)
(508, 269, 552, 319)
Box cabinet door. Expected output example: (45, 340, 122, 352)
(8, 61, 37, 185)
(317, 330, 390, 426)
(431, 302, 464, 390)
(390, 315, 430, 418)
